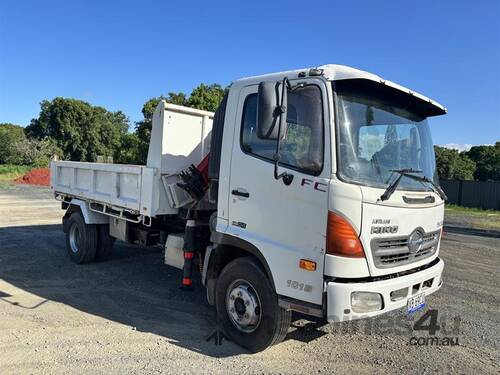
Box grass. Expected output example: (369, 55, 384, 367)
(0, 165, 31, 182)
(445, 204, 499, 217)
(445, 204, 500, 231)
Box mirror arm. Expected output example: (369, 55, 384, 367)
(273, 77, 294, 186)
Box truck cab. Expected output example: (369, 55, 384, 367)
(208, 64, 445, 340)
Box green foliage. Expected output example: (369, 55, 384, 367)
(453, 153, 476, 180)
(187, 84, 227, 112)
(0, 123, 59, 167)
(465, 143, 500, 181)
(0, 123, 26, 164)
(114, 133, 142, 164)
(283, 123, 311, 161)
(0, 165, 31, 182)
(434, 146, 476, 180)
(445, 204, 500, 231)
(25, 97, 129, 162)
(10, 138, 61, 167)
(165, 92, 188, 107)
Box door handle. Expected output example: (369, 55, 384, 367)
(231, 189, 250, 198)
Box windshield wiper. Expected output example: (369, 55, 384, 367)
(380, 168, 447, 202)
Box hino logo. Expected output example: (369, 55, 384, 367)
(371, 225, 398, 234)
(408, 230, 425, 253)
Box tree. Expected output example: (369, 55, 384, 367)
(452, 153, 477, 180)
(187, 84, 227, 112)
(0, 123, 26, 164)
(25, 97, 129, 162)
(465, 143, 500, 181)
(434, 146, 476, 180)
(114, 133, 142, 165)
(10, 138, 61, 167)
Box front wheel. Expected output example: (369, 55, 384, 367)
(215, 257, 291, 352)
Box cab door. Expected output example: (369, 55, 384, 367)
(226, 80, 331, 305)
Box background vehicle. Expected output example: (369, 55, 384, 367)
(51, 64, 446, 352)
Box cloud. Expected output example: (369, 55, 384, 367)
(441, 143, 473, 152)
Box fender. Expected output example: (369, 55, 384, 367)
(210, 231, 276, 290)
(64, 199, 109, 225)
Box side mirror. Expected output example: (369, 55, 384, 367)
(256, 81, 287, 140)
(256, 78, 294, 186)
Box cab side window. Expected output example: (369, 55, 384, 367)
(240, 85, 324, 175)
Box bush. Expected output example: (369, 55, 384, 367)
(9, 138, 61, 167)
(0, 165, 32, 181)
(0, 123, 26, 164)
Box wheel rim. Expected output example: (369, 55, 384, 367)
(69, 223, 81, 253)
(226, 279, 261, 333)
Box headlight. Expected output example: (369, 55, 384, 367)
(351, 292, 383, 313)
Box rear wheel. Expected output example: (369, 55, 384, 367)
(95, 224, 115, 261)
(215, 257, 291, 352)
(65, 211, 98, 264)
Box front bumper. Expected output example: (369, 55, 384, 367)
(326, 258, 444, 322)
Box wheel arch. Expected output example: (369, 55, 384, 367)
(205, 232, 276, 305)
(62, 198, 108, 232)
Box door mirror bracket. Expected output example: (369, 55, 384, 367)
(273, 153, 294, 186)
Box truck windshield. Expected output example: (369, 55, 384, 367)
(334, 80, 438, 191)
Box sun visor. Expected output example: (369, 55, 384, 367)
(334, 79, 446, 119)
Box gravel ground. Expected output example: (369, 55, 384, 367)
(0, 184, 499, 374)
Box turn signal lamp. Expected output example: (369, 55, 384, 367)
(326, 211, 365, 258)
(299, 259, 317, 271)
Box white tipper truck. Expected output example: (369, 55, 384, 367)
(51, 64, 447, 352)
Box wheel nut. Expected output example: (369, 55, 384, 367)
(244, 313, 249, 319)
(237, 292, 242, 297)
(230, 295, 235, 301)
(230, 308, 235, 313)
(245, 300, 250, 306)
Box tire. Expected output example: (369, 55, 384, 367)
(215, 257, 291, 353)
(95, 224, 115, 261)
(65, 211, 98, 264)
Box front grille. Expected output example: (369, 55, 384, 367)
(371, 230, 440, 268)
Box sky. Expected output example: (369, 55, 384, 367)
(0, 0, 499, 148)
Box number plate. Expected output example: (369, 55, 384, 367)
(407, 293, 426, 313)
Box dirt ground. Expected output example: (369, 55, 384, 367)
(0, 184, 499, 374)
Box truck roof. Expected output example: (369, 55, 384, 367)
(234, 64, 446, 114)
